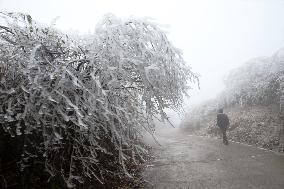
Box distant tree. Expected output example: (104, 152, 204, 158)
(0, 12, 198, 188)
(221, 50, 284, 107)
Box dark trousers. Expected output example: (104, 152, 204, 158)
(220, 127, 228, 144)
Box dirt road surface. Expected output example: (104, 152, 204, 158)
(142, 128, 284, 189)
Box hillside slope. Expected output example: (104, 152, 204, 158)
(181, 104, 282, 151)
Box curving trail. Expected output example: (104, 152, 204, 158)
(142, 128, 284, 189)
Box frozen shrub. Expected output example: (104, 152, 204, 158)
(0, 12, 198, 188)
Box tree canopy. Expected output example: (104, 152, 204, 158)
(0, 12, 198, 188)
(221, 49, 284, 107)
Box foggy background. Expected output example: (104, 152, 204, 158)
(1, 0, 284, 125)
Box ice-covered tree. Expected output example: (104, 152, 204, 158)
(0, 13, 198, 188)
(220, 49, 284, 107)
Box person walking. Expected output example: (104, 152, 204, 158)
(217, 108, 229, 145)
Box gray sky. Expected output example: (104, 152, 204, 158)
(1, 0, 284, 108)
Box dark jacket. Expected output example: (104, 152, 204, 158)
(217, 113, 229, 129)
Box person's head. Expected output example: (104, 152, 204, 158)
(218, 108, 223, 113)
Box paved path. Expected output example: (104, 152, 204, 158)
(142, 128, 284, 189)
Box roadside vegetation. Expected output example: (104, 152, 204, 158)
(0, 12, 198, 188)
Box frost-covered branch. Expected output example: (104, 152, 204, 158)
(0, 13, 198, 187)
